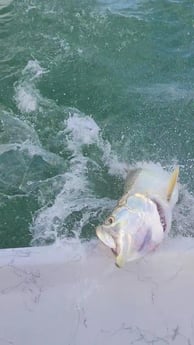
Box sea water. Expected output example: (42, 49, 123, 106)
(0, 0, 194, 248)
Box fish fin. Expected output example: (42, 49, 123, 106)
(124, 168, 142, 193)
(166, 166, 179, 201)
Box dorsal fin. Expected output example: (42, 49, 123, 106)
(166, 167, 179, 201)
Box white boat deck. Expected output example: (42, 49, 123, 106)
(0, 237, 193, 345)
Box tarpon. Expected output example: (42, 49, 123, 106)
(96, 164, 179, 267)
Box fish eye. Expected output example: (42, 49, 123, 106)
(105, 216, 115, 225)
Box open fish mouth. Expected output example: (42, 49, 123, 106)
(96, 227, 122, 257)
(96, 226, 132, 267)
(152, 199, 167, 232)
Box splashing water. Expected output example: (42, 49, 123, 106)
(2, 59, 194, 246)
(1, 0, 194, 248)
(30, 111, 126, 245)
(30, 109, 194, 245)
(14, 60, 48, 114)
(12, 61, 128, 246)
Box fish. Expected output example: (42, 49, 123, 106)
(96, 164, 179, 267)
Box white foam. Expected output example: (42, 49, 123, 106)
(14, 59, 47, 113)
(15, 84, 39, 113)
(98, 138, 128, 177)
(65, 113, 100, 147)
(30, 111, 121, 245)
(22, 59, 47, 80)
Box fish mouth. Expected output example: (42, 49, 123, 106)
(96, 226, 117, 252)
(96, 226, 132, 268)
(96, 227, 122, 258)
(152, 199, 167, 232)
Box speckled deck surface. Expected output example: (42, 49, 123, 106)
(0, 237, 193, 345)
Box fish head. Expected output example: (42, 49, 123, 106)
(96, 202, 146, 268)
(96, 193, 165, 267)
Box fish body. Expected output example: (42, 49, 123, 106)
(96, 164, 179, 267)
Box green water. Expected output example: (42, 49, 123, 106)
(1, 0, 194, 248)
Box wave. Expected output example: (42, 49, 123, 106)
(95, 0, 151, 19)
